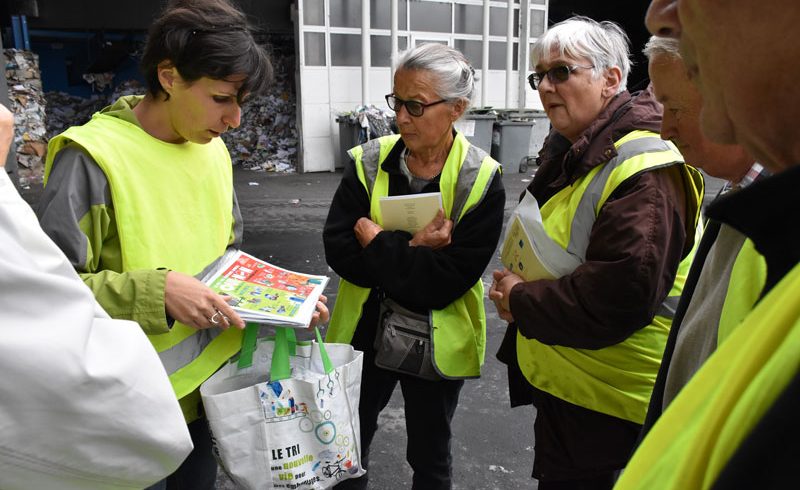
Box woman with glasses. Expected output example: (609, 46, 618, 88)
(323, 43, 505, 489)
(489, 16, 703, 490)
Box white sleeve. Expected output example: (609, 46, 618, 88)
(0, 171, 193, 490)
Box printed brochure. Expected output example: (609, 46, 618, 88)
(500, 190, 582, 281)
(204, 250, 329, 328)
(380, 192, 443, 234)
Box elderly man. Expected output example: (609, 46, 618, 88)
(639, 35, 769, 436)
(614, 2, 800, 489)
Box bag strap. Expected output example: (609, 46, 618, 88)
(269, 327, 335, 381)
(237, 322, 260, 369)
(270, 327, 292, 380)
(314, 327, 334, 374)
(237, 324, 300, 370)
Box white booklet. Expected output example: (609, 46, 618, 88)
(203, 249, 329, 328)
(379, 192, 442, 234)
(500, 190, 582, 281)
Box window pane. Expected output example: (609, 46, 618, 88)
(303, 0, 324, 26)
(454, 4, 482, 35)
(330, 0, 361, 28)
(371, 35, 408, 67)
(530, 9, 546, 37)
(489, 41, 519, 70)
(410, 1, 451, 33)
(371, 0, 408, 30)
(371, 36, 390, 67)
(304, 32, 326, 66)
(454, 39, 482, 69)
(331, 33, 362, 66)
(488, 7, 520, 38)
(415, 39, 449, 47)
(489, 6, 506, 36)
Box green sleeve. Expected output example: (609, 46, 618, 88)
(38, 145, 171, 334)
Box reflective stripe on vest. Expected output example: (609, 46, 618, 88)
(615, 263, 800, 490)
(517, 130, 704, 423)
(551, 131, 701, 318)
(327, 132, 500, 378)
(45, 108, 242, 419)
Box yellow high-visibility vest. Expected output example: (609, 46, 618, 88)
(326, 133, 500, 378)
(516, 130, 704, 423)
(46, 106, 241, 421)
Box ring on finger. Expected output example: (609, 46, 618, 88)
(210, 310, 222, 325)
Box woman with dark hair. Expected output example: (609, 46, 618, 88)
(37, 1, 324, 488)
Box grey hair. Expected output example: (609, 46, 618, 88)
(531, 16, 631, 94)
(396, 43, 476, 107)
(643, 35, 681, 61)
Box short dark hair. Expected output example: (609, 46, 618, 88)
(140, 0, 273, 102)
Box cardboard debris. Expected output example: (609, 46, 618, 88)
(4, 49, 47, 185)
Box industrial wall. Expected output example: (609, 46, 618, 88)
(22, 0, 294, 32)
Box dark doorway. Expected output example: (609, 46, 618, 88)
(548, 1, 652, 92)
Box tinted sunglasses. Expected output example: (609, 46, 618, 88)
(528, 64, 594, 90)
(385, 94, 448, 117)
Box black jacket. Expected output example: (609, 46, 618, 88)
(323, 135, 505, 351)
(704, 166, 800, 489)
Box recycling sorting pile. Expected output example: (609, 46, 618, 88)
(4, 43, 300, 181)
(44, 92, 106, 140)
(4, 49, 48, 186)
(221, 48, 298, 173)
(221, 92, 298, 173)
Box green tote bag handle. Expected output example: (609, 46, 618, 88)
(237, 324, 298, 369)
(237, 323, 334, 381)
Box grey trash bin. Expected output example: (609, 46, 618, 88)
(491, 112, 549, 173)
(336, 116, 362, 169)
(454, 110, 496, 154)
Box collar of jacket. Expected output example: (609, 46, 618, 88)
(379, 128, 459, 182)
(705, 165, 800, 296)
(537, 87, 663, 188)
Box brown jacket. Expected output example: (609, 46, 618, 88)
(496, 88, 699, 479)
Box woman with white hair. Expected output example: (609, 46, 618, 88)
(324, 43, 505, 489)
(489, 16, 703, 489)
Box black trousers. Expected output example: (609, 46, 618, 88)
(335, 341, 464, 490)
(530, 387, 640, 488)
(146, 417, 217, 490)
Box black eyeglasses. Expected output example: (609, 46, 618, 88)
(385, 94, 448, 117)
(528, 64, 594, 90)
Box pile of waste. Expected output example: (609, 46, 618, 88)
(221, 48, 298, 173)
(44, 79, 147, 139)
(44, 91, 107, 140)
(4, 49, 48, 186)
(5, 42, 300, 182)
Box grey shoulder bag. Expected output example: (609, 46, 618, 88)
(373, 297, 441, 381)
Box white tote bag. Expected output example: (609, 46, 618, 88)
(201, 327, 365, 489)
